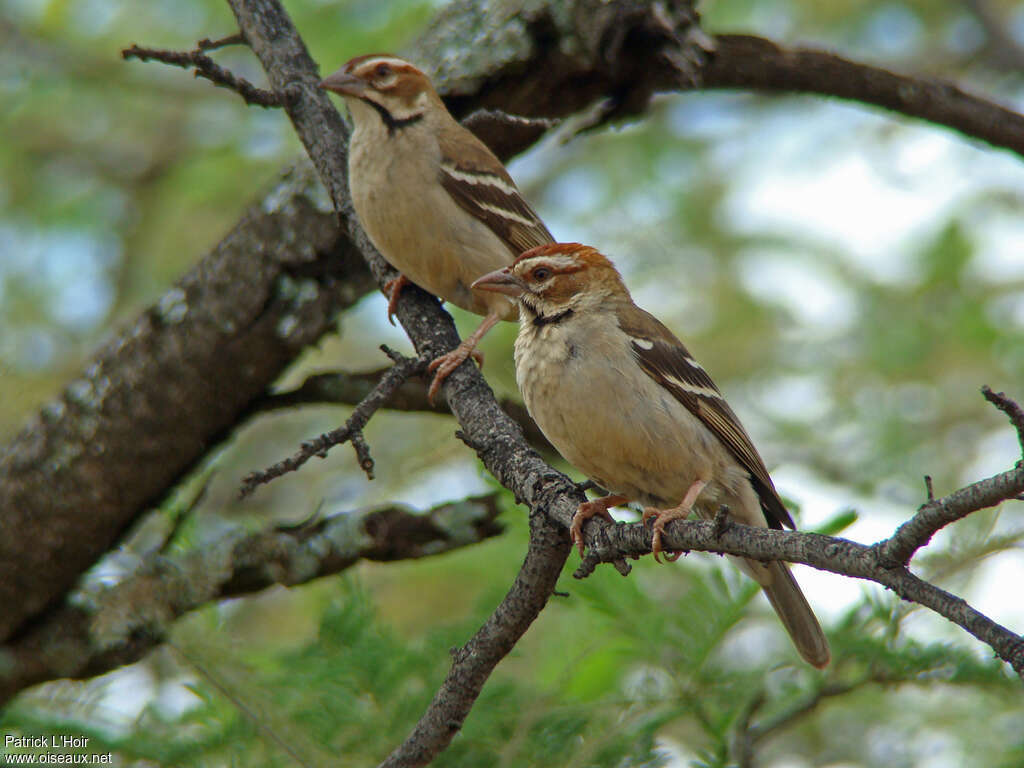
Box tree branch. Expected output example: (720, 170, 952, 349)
(4, 0, 1024, 750)
(0, 494, 503, 706)
(380, 506, 568, 768)
(982, 384, 1024, 456)
(240, 347, 428, 496)
(877, 387, 1024, 567)
(0, 163, 376, 642)
(254, 367, 556, 453)
(576, 456, 1024, 676)
(702, 34, 1024, 159)
(122, 42, 284, 107)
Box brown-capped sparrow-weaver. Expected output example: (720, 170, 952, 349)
(472, 242, 830, 668)
(319, 54, 554, 401)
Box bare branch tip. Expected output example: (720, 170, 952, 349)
(981, 385, 1024, 454)
(350, 431, 375, 480)
(196, 32, 246, 51)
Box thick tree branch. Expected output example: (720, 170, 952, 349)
(9, 0, 1024, 648)
(222, 2, 611, 764)
(4, 0, 1023, 749)
(0, 494, 503, 706)
(703, 34, 1024, 159)
(0, 164, 376, 642)
(379, 506, 568, 768)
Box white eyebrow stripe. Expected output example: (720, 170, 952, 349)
(440, 163, 518, 196)
(516, 255, 581, 273)
(356, 56, 409, 70)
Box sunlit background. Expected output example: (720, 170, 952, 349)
(2, 0, 1023, 765)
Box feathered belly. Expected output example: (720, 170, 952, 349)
(517, 329, 740, 509)
(352, 173, 515, 318)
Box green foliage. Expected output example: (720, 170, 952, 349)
(4, 0, 1024, 765)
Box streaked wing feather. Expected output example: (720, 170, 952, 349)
(617, 304, 795, 530)
(438, 130, 553, 255)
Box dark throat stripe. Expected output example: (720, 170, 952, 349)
(532, 308, 574, 327)
(363, 98, 424, 134)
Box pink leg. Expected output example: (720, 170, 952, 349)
(384, 274, 411, 325)
(570, 495, 628, 557)
(426, 311, 501, 403)
(642, 480, 707, 563)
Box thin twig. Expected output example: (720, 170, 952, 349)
(253, 367, 556, 453)
(982, 385, 1024, 457)
(197, 32, 246, 51)
(747, 679, 866, 744)
(877, 389, 1024, 567)
(167, 642, 315, 768)
(239, 350, 426, 497)
(122, 43, 283, 107)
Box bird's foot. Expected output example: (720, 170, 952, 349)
(643, 506, 688, 563)
(384, 274, 411, 325)
(426, 342, 484, 403)
(570, 495, 627, 556)
(642, 480, 708, 563)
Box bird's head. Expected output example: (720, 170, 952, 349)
(472, 243, 629, 320)
(319, 54, 439, 128)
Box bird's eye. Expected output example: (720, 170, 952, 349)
(531, 267, 551, 281)
(374, 63, 392, 78)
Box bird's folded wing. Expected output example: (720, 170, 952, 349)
(617, 304, 795, 530)
(438, 131, 554, 256)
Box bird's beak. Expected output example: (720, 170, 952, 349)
(472, 269, 526, 298)
(319, 69, 367, 97)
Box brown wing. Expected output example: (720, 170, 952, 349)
(616, 303, 795, 530)
(438, 127, 554, 256)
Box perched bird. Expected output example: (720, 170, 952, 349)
(472, 243, 830, 668)
(319, 54, 554, 400)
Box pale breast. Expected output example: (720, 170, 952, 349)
(516, 313, 746, 511)
(348, 124, 515, 318)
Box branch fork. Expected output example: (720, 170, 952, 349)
(122, 35, 285, 107)
(239, 347, 428, 497)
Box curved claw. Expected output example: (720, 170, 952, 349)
(384, 275, 411, 325)
(570, 495, 627, 557)
(570, 502, 614, 557)
(424, 311, 503, 403)
(650, 521, 683, 563)
(642, 480, 707, 563)
(425, 345, 483, 403)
